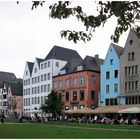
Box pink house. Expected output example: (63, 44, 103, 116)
(7, 82, 23, 116)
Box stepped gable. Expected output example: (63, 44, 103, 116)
(111, 43, 124, 57)
(9, 82, 23, 96)
(0, 71, 17, 88)
(27, 62, 34, 75)
(45, 45, 82, 61)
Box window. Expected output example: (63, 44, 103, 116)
(125, 67, 128, 75)
(73, 91, 77, 101)
(48, 61, 51, 67)
(41, 64, 43, 69)
(41, 96, 43, 104)
(77, 65, 83, 71)
(132, 52, 135, 60)
(65, 91, 69, 101)
(80, 90, 84, 100)
(114, 70, 118, 78)
(125, 82, 128, 91)
(79, 76, 84, 84)
(106, 71, 110, 79)
(105, 99, 109, 105)
(44, 74, 47, 81)
(41, 85, 43, 93)
(38, 86, 40, 93)
(56, 61, 59, 67)
(47, 73, 50, 80)
(35, 68, 37, 73)
(26, 71, 28, 76)
(38, 76, 40, 83)
(130, 40, 133, 45)
(59, 80, 62, 88)
(44, 62, 47, 68)
(79, 105, 85, 109)
(114, 83, 118, 93)
(110, 59, 113, 65)
(128, 52, 135, 61)
(47, 84, 50, 91)
(91, 90, 96, 100)
(44, 85, 47, 92)
(135, 81, 138, 90)
(110, 99, 113, 105)
(65, 79, 70, 87)
(41, 75, 43, 82)
(54, 81, 57, 89)
(106, 85, 110, 93)
(32, 78, 34, 84)
(135, 65, 138, 74)
(73, 78, 77, 86)
(38, 97, 40, 104)
(91, 75, 96, 83)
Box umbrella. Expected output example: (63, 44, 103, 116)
(118, 107, 140, 114)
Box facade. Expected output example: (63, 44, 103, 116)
(7, 82, 23, 116)
(100, 43, 124, 106)
(53, 55, 103, 110)
(0, 71, 21, 115)
(23, 46, 82, 115)
(120, 29, 140, 105)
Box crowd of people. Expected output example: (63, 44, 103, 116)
(20, 113, 140, 125)
(1, 111, 139, 125)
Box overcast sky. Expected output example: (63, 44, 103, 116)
(0, 1, 129, 78)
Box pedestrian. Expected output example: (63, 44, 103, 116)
(1, 113, 4, 124)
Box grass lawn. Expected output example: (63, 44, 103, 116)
(0, 122, 140, 138)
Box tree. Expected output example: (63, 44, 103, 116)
(31, 1, 140, 43)
(40, 90, 62, 118)
(8, 96, 17, 118)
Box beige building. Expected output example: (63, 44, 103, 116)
(120, 29, 140, 105)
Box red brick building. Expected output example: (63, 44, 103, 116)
(53, 55, 103, 110)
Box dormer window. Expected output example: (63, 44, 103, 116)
(77, 65, 83, 71)
(60, 70, 66, 75)
(130, 40, 133, 45)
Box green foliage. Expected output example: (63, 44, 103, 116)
(31, 1, 140, 43)
(8, 96, 17, 112)
(40, 90, 62, 116)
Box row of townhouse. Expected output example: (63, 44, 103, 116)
(0, 71, 23, 116)
(100, 28, 140, 107)
(23, 28, 140, 115)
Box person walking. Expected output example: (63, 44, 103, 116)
(1, 112, 4, 124)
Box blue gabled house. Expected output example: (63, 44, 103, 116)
(100, 43, 124, 106)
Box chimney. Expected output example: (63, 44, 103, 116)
(95, 54, 99, 59)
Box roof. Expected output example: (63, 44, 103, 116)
(27, 62, 34, 75)
(111, 43, 124, 57)
(45, 45, 82, 61)
(0, 71, 17, 88)
(36, 58, 44, 66)
(60, 57, 83, 73)
(73, 55, 104, 72)
(9, 82, 23, 96)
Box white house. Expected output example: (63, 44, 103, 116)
(23, 45, 82, 115)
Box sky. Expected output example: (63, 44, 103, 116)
(0, 1, 129, 78)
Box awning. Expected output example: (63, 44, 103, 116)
(92, 104, 140, 114)
(63, 108, 94, 114)
(118, 107, 140, 114)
